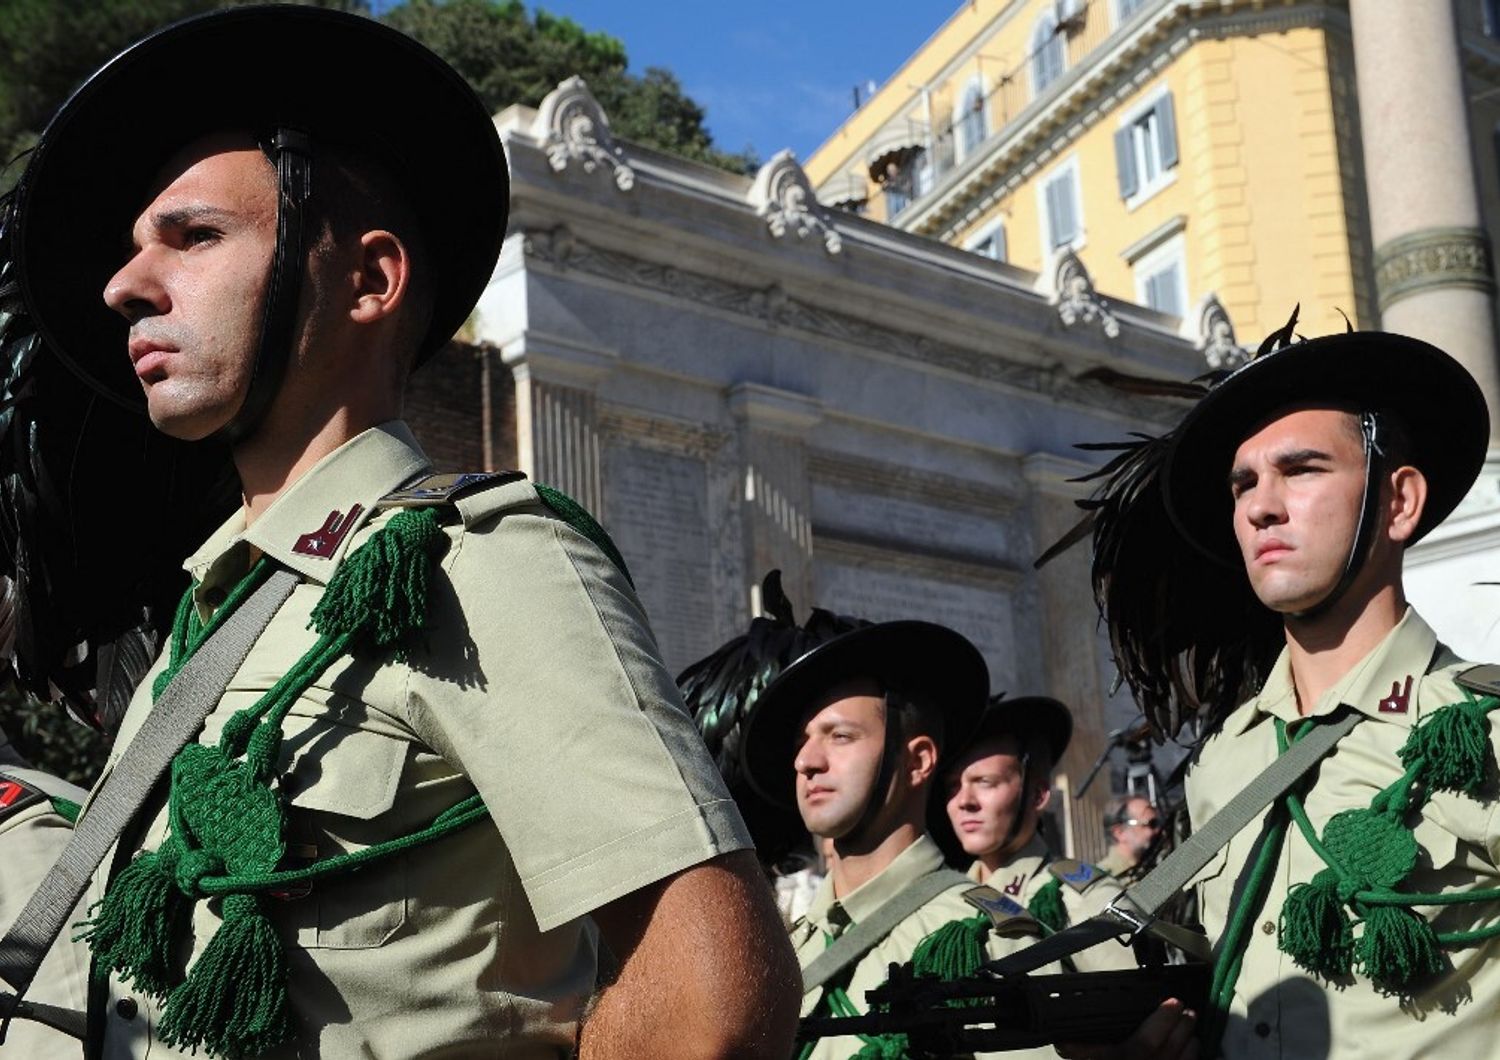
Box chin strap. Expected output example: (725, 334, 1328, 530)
(1291, 410, 1386, 621)
(840, 691, 908, 849)
(212, 128, 313, 445)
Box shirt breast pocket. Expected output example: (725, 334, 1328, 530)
(277, 712, 409, 950)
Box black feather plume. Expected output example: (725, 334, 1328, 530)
(1037, 368, 1283, 743)
(0, 183, 237, 731)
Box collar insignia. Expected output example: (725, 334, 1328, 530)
(1003, 874, 1025, 896)
(1062, 862, 1095, 885)
(963, 886, 1027, 920)
(0, 776, 44, 821)
(1378, 675, 1413, 714)
(293, 504, 364, 559)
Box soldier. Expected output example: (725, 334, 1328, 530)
(0, 8, 799, 1057)
(1097, 795, 1160, 878)
(937, 696, 1136, 973)
(1055, 313, 1500, 1059)
(740, 620, 1057, 1060)
(0, 725, 88, 1059)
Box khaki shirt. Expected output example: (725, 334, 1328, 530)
(0, 753, 89, 1060)
(88, 423, 751, 1058)
(1095, 848, 1134, 879)
(1187, 609, 1500, 1059)
(792, 835, 1056, 1060)
(967, 837, 1136, 973)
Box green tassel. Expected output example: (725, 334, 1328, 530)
(1278, 868, 1354, 979)
(76, 847, 191, 998)
(158, 893, 293, 1059)
(1355, 905, 1445, 996)
(1400, 697, 1496, 796)
(1027, 876, 1067, 935)
(852, 1036, 910, 1059)
(310, 507, 447, 653)
(910, 914, 991, 986)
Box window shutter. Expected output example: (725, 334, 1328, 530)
(994, 224, 1008, 262)
(1044, 180, 1062, 248)
(1049, 172, 1077, 247)
(1156, 93, 1179, 170)
(1114, 125, 1138, 199)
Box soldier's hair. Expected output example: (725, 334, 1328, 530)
(309, 144, 435, 361)
(885, 687, 947, 758)
(1338, 408, 1415, 473)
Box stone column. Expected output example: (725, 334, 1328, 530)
(728, 383, 822, 617)
(1350, 0, 1500, 448)
(1023, 453, 1118, 864)
(500, 334, 616, 517)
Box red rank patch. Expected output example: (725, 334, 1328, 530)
(1003, 874, 1024, 896)
(1378, 675, 1413, 714)
(0, 777, 43, 820)
(293, 504, 364, 559)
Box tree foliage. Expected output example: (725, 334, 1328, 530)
(1, 0, 755, 182)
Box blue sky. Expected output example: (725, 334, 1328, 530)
(368, 2, 957, 163)
(522, 3, 956, 162)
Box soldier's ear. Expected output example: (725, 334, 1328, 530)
(1032, 781, 1052, 814)
(905, 733, 939, 787)
(1386, 465, 1426, 545)
(347, 229, 412, 326)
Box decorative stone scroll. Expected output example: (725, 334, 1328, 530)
(1049, 250, 1119, 338)
(1194, 293, 1246, 370)
(749, 150, 842, 255)
(534, 76, 635, 191)
(1374, 225, 1495, 310)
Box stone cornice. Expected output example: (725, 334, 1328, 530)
(807, 449, 1021, 517)
(518, 224, 1184, 427)
(812, 526, 1022, 589)
(896, 0, 1347, 241)
(1373, 226, 1496, 311)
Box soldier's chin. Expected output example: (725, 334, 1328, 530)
(145, 390, 238, 442)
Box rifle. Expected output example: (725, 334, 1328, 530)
(797, 961, 1210, 1055)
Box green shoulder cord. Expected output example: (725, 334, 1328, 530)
(798, 912, 995, 1060)
(1203, 694, 1500, 1056)
(76, 507, 482, 1059)
(1278, 692, 1500, 994)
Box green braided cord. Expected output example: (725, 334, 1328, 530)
(49, 796, 80, 823)
(153, 559, 274, 701)
(193, 796, 488, 895)
(84, 508, 465, 1060)
(1274, 696, 1500, 995)
(1027, 876, 1068, 935)
(534, 483, 634, 587)
(1204, 723, 1305, 1057)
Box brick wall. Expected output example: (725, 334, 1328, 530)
(406, 341, 487, 471)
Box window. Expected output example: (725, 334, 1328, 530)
(1031, 12, 1067, 96)
(1114, 92, 1179, 204)
(1485, 0, 1500, 39)
(1039, 159, 1083, 250)
(881, 149, 927, 219)
(966, 221, 1007, 262)
(1116, 0, 1150, 23)
(957, 78, 988, 158)
(1134, 236, 1188, 317)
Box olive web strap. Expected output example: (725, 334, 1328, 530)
(984, 709, 1364, 977)
(0, 568, 298, 1038)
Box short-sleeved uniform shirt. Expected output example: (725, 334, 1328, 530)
(1187, 609, 1500, 1059)
(87, 422, 752, 1058)
(966, 836, 1136, 973)
(792, 835, 1057, 1060)
(0, 753, 89, 1060)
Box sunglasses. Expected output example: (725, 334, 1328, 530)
(1123, 818, 1163, 830)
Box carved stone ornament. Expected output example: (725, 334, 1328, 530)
(1374, 225, 1495, 310)
(1050, 250, 1119, 338)
(1195, 293, 1246, 370)
(533, 76, 635, 191)
(749, 150, 842, 255)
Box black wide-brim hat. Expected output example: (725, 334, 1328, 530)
(740, 620, 989, 810)
(1161, 331, 1490, 564)
(962, 695, 1073, 765)
(12, 4, 508, 409)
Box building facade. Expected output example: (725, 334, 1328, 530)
(403, 76, 1217, 859)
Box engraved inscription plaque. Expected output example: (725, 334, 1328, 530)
(603, 443, 717, 672)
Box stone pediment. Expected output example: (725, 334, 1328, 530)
(532, 75, 635, 191)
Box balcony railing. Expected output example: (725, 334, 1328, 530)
(882, 0, 1161, 220)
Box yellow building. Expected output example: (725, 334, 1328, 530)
(806, 0, 1500, 345)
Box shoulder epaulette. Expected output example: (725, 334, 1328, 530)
(962, 885, 1042, 938)
(1456, 664, 1500, 698)
(1047, 858, 1106, 894)
(377, 471, 525, 509)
